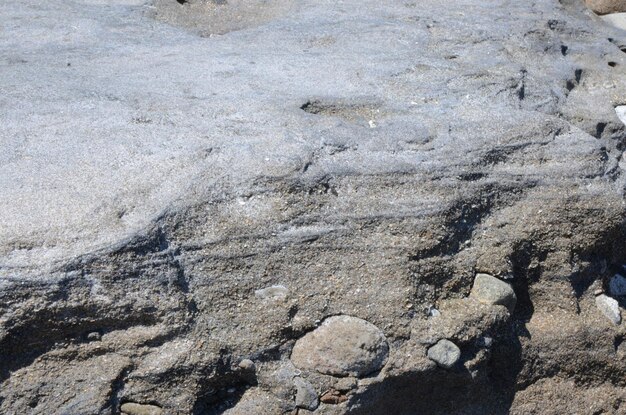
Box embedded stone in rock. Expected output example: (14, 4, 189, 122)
(254, 285, 289, 301)
(470, 273, 517, 312)
(120, 402, 163, 415)
(151, 0, 295, 36)
(294, 377, 319, 410)
(291, 315, 389, 377)
(609, 274, 626, 296)
(238, 358, 256, 372)
(595, 294, 622, 325)
(427, 339, 461, 369)
(585, 0, 626, 15)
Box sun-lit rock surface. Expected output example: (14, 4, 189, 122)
(1, 0, 626, 413)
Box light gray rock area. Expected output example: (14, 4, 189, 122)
(2, 0, 626, 414)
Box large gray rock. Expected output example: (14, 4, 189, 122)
(291, 315, 389, 377)
(2, 0, 626, 414)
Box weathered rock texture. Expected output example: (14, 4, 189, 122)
(2, 0, 626, 414)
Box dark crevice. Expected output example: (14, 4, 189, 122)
(191, 349, 257, 415)
(566, 68, 583, 92)
(575, 68, 583, 83)
(516, 70, 527, 101)
(517, 82, 525, 101)
(458, 172, 486, 182)
(117, 226, 171, 257)
(508, 240, 545, 322)
(408, 183, 530, 262)
(106, 364, 135, 415)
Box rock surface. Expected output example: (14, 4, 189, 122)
(2, 0, 626, 414)
(290, 315, 389, 377)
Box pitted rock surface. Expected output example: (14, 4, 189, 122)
(291, 315, 389, 378)
(2, 0, 626, 414)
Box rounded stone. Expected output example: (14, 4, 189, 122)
(427, 339, 461, 369)
(120, 402, 163, 415)
(585, 0, 626, 15)
(470, 273, 517, 313)
(290, 315, 389, 377)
